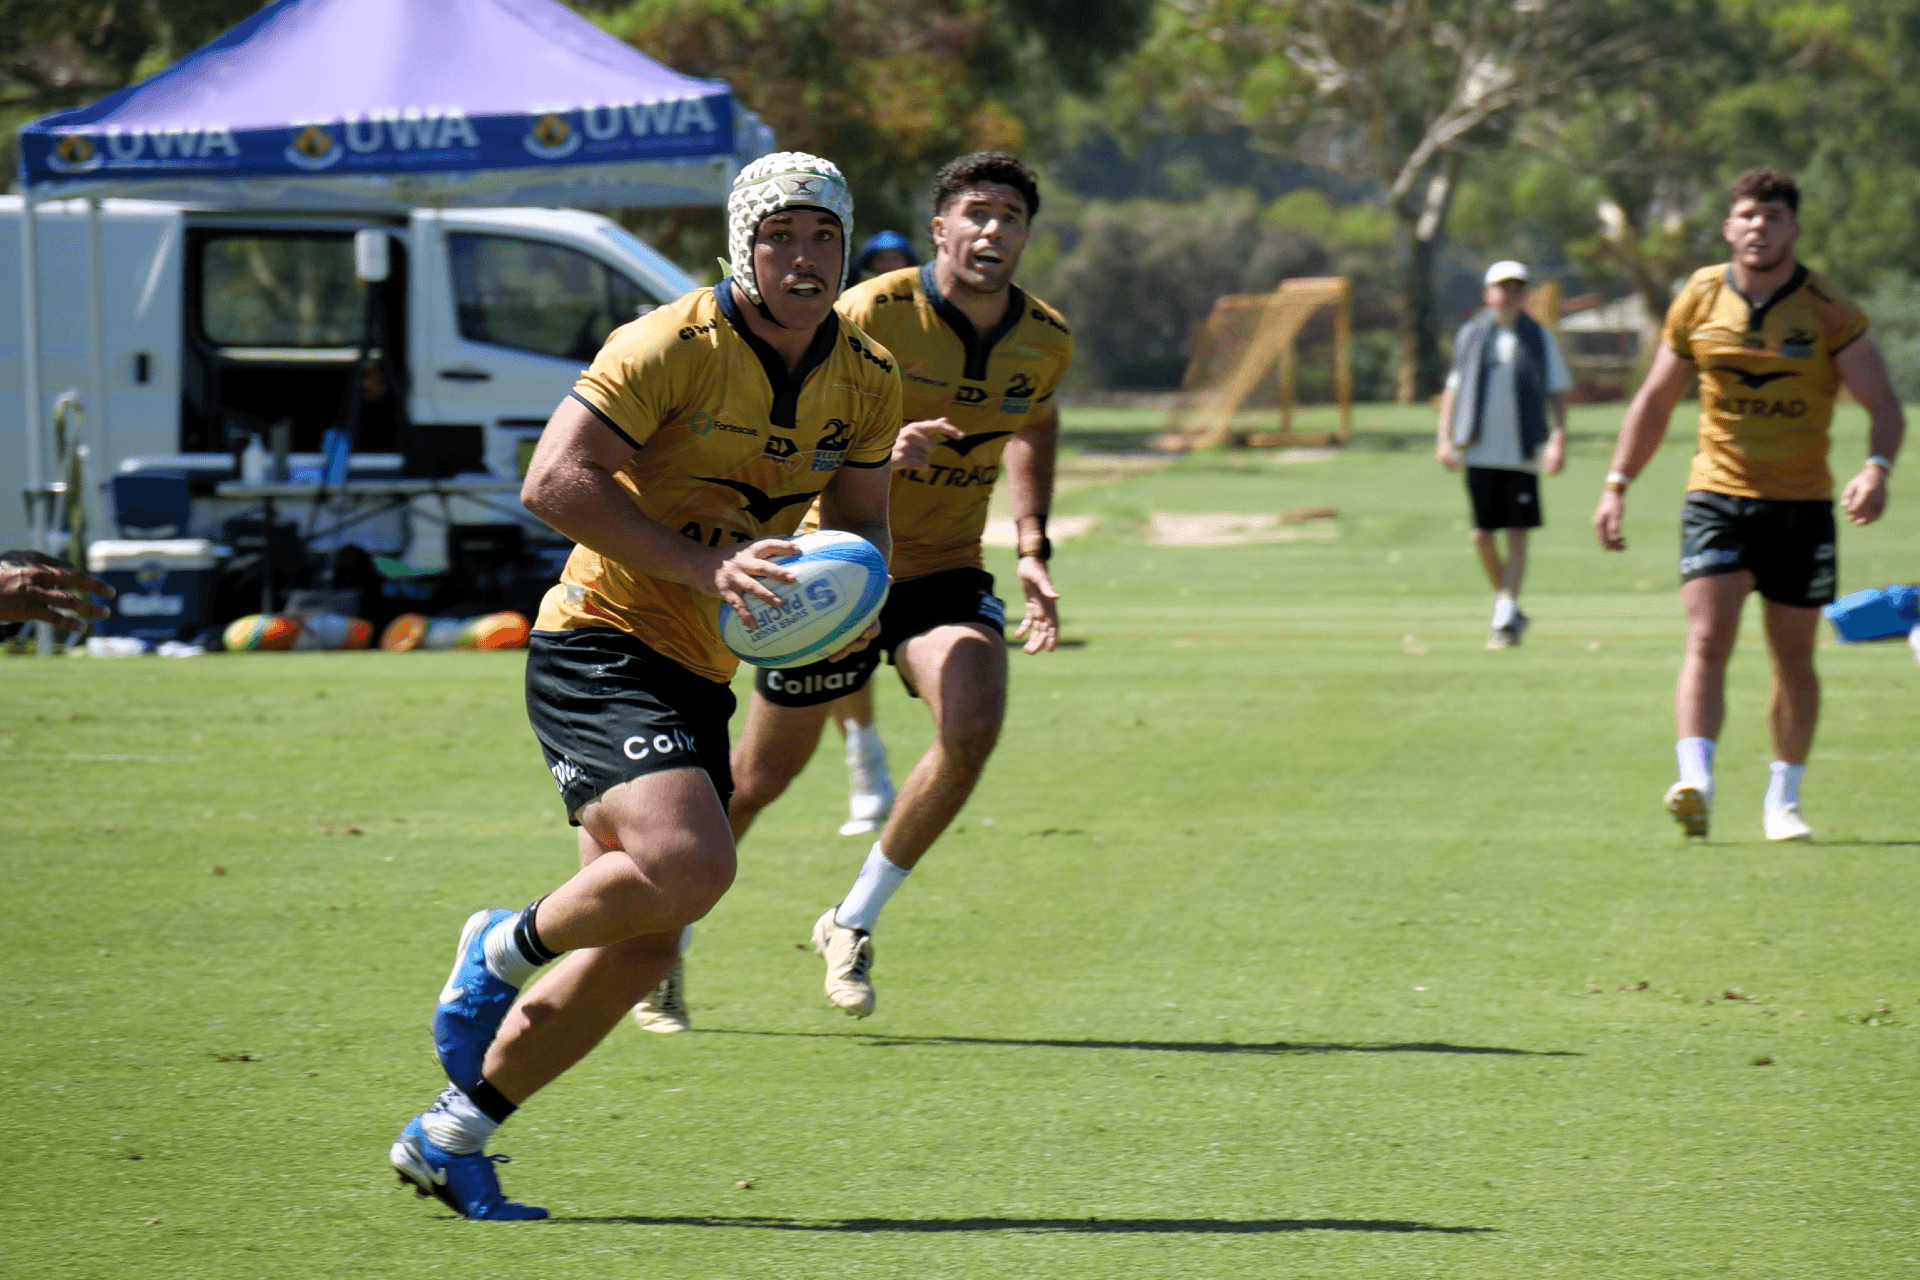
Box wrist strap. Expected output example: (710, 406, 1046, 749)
(1604, 470, 1631, 492)
(1867, 455, 1894, 475)
(1018, 514, 1051, 562)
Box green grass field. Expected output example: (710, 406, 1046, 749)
(5, 404, 1917, 1277)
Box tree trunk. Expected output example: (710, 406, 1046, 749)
(1393, 160, 1457, 404)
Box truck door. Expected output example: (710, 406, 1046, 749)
(412, 216, 662, 476)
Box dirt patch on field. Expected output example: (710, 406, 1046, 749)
(1147, 511, 1338, 547)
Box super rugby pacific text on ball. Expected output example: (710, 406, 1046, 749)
(718, 530, 888, 668)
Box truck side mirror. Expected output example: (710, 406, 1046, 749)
(355, 229, 390, 283)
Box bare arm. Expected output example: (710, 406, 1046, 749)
(1593, 343, 1694, 550)
(1002, 406, 1061, 654)
(521, 398, 796, 613)
(816, 462, 892, 565)
(1435, 384, 1460, 469)
(1835, 336, 1906, 526)
(1543, 391, 1568, 475)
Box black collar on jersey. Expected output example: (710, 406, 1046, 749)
(1723, 262, 1808, 333)
(714, 278, 841, 431)
(920, 260, 1026, 383)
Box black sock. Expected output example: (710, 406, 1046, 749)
(513, 896, 558, 967)
(468, 1077, 517, 1125)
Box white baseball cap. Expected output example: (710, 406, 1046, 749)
(1484, 260, 1529, 287)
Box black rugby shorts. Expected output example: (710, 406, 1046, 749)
(1678, 490, 1837, 608)
(754, 566, 1006, 707)
(525, 627, 736, 823)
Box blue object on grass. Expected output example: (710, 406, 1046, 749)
(1824, 585, 1920, 642)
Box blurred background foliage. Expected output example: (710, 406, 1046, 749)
(8, 0, 1920, 399)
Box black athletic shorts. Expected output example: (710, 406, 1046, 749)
(525, 627, 736, 823)
(1678, 490, 1837, 608)
(1466, 467, 1542, 530)
(754, 565, 1006, 707)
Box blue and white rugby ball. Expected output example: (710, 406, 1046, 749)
(719, 530, 889, 668)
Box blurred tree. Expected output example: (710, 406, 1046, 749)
(1121, 0, 1661, 401)
(581, 0, 1152, 242)
(0, 1, 267, 185)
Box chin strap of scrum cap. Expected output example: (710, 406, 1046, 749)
(724, 151, 855, 329)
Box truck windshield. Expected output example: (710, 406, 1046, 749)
(449, 233, 655, 362)
(200, 234, 364, 348)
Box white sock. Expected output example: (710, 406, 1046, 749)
(835, 843, 911, 932)
(1766, 761, 1805, 810)
(1677, 737, 1716, 796)
(421, 1085, 500, 1155)
(1492, 592, 1517, 629)
(483, 916, 542, 987)
(844, 720, 890, 784)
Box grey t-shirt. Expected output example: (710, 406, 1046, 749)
(1446, 324, 1573, 474)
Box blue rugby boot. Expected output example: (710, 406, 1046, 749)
(433, 908, 519, 1092)
(391, 1115, 547, 1221)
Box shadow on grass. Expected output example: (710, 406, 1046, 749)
(549, 1213, 1493, 1235)
(701, 1029, 1578, 1057)
(1818, 840, 1920, 848)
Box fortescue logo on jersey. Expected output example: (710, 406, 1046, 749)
(689, 410, 756, 437)
(1679, 547, 1742, 575)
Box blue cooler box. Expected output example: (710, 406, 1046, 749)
(1824, 584, 1920, 642)
(87, 539, 219, 643)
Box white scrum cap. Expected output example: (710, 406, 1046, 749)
(726, 152, 855, 304)
(1484, 260, 1530, 287)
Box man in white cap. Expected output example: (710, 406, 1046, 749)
(1436, 260, 1572, 648)
(388, 152, 900, 1219)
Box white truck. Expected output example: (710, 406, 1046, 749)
(0, 196, 700, 557)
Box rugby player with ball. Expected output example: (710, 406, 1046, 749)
(636, 152, 1074, 1028)
(389, 152, 900, 1219)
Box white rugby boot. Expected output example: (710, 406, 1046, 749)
(1665, 782, 1711, 839)
(811, 907, 876, 1017)
(1764, 803, 1813, 842)
(632, 958, 689, 1033)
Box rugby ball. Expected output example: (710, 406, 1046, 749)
(718, 530, 888, 668)
(457, 611, 531, 651)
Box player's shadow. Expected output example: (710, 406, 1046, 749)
(1817, 840, 1920, 847)
(550, 1213, 1493, 1235)
(702, 1029, 1577, 1057)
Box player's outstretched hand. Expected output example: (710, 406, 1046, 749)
(1013, 556, 1060, 654)
(894, 417, 965, 470)
(1841, 465, 1889, 526)
(1592, 490, 1627, 552)
(703, 537, 799, 615)
(0, 551, 114, 630)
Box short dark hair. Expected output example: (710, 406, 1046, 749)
(931, 152, 1040, 219)
(1730, 167, 1799, 215)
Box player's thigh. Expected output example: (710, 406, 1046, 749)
(577, 766, 736, 885)
(1680, 570, 1753, 659)
(1759, 599, 1820, 673)
(733, 692, 836, 784)
(896, 623, 1008, 732)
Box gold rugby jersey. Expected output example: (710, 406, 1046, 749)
(1663, 263, 1868, 501)
(837, 263, 1074, 581)
(536, 281, 901, 681)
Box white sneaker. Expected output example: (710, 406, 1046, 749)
(632, 959, 689, 1033)
(811, 907, 875, 1017)
(839, 758, 896, 837)
(1764, 803, 1813, 842)
(1665, 782, 1711, 838)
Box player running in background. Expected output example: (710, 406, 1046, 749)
(389, 152, 899, 1218)
(1594, 167, 1904, 842)
(656, 152, 1072, 1022)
